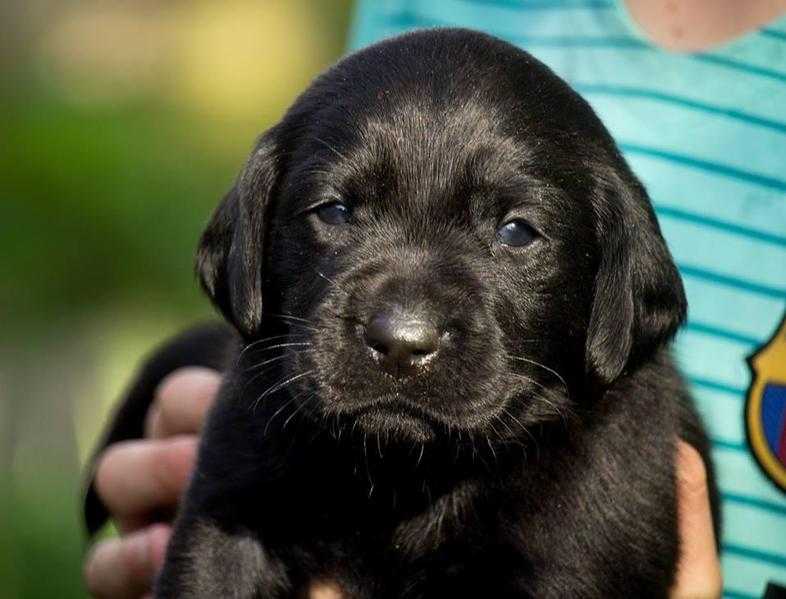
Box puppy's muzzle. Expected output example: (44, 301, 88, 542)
(364, 308, 443, 377)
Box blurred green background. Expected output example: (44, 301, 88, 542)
(1, 2, 352, 597)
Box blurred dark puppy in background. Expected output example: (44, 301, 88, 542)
(85, 28, 718, 598)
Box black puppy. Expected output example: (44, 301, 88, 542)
(85, 28, 719, 598)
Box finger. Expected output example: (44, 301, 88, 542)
(145, 367, 221, 439)
(94, 436, 198, 527)
(309, 581, 344, 599)
(671, 442, 722, 599)
(84, 523, 171, 599)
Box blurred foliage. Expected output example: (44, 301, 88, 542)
(1, 2, 352, 597)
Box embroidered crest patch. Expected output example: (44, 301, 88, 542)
(746, 312, 786, 493)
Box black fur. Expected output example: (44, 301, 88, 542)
(84, 29, 719, 598)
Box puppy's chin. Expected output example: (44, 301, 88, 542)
(354, 405, 437, 443)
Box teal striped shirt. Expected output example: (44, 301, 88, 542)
(350, 1, 786, 596)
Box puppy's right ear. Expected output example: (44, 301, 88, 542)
(196, 129, 282, 338)
(585, 162, 686, 386)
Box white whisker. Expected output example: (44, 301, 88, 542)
(506, 353, 568, 390)
(253, 342, 312, 354)
(264, 387, 313, 435)
(251, 369, 315, 413)
(282, 392, 318, 431)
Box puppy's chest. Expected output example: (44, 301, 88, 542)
(387, 486, 481, 558)
(300, 487, 498, 593)
(296, 474, 492, 565)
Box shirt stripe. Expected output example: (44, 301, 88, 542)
(690, 376, 746, 397)
(655, 207, 786, 248)
(694, 53, 786, 84)
(620, 144, 786, 193)
(679, 266, 786, 300)
(457, 0, 616, 9)
(724, 544, 786, 569)
(723, 493, 786, 518)
(761, 28, 786, 42)
(724, 590, 759, 599)
(576, 84, 786, 134)
(685, 322, 761, 347)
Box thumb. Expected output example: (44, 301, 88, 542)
(670, 441, 722, 599)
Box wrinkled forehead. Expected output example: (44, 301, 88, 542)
(282, 96, 578, 217)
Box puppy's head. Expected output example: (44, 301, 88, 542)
(197, 29, 685, 445)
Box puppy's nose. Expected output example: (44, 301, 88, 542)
(365, 311, 441, 375)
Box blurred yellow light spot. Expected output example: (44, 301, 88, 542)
(41, 1, 342, 125)
(176, 0, 332, 122)
(41, 6, 173, 105)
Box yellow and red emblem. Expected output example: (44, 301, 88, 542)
(746, 312, 786, 492)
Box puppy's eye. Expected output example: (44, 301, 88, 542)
(315, 201, 351, 225)
(496, 219, 537, 247)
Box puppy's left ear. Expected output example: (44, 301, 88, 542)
(196, 128, 283, 338)
(586, 163, 686, 385)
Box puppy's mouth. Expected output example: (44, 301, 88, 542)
(341, 398, 444, 443)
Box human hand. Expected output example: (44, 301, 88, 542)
(670, 441, 722, 599)
(83, 366, 343, 599)
(84, 367, 220, 599)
